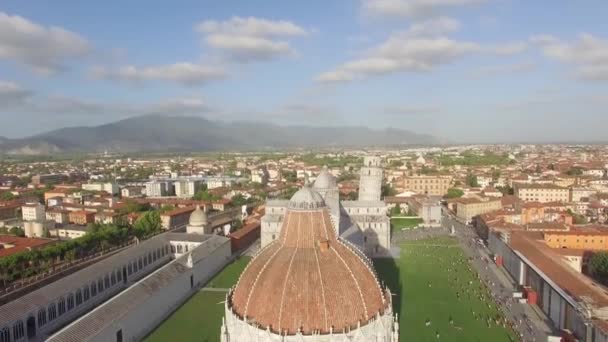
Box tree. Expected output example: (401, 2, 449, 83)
(446, 188, 464, 199)
(590, 252, 608, 284)
(389, 160, 404, 168)
(465, 173, 479, 187)
(133, 211, 162, 238)
(0, 192, 15, 201)
(390, 204, 402, 216)
(283, 170, 297, 183)
(230, 194, 250, 207)
(9, 227, 25, 237)
(192, 190, 220, 202)
(381, 184, 397, 197)
(159, 205, 175, 213)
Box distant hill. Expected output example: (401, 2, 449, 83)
(0, 115, 438, 154)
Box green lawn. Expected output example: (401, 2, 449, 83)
(391, 217, 423, 232)
(206, 257, 251, 288)
(145, 256, 251, 342)
(374, 237, 517, 342)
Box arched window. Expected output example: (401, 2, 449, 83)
(12, 321, 24, 341)
(110, 272, 116, 286)
(171, 245, 176, 253)
(0, 327, 9, 342)
(133, 260, 138, 273)
(143, 255, 148, 266)
(185, 244, 189, 252)
(58, 297, 66, 315)
(128, 263, 133, 275)
(67, 293, 75, 311)
(104, 275, 110, 288)
(138, 257, 143, 269)
(117, 269, 122, 282)
(48, 303, 57, 321)
(75, 289, 83, 305)
(91, 282, 97, 297)
(177, 245, 183, 253)
(98, 278, 104, 292)
(148, 252, 152, 264)
(165, 245, 169, 254)
(83, 287, 90, 301)
(38, 309, 47, 327)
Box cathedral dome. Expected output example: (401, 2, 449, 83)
(228, 187, 389, 335)
(189, 205, 208, 227)
(287, 186, 326, 210)
(313, 167, 337, 190)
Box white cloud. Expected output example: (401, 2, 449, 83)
(404, 17, 461, 37)
(382, 105, 440, 115)
(535, 33, 608, 81)
(362, 0, 486, 18)
(0, 80, 31, 104)
(471, 61, 536, 77)
(317, 35, 479, 83)
(196, 16, 308, 62)
(0, 12, 90, 74)
(490, 41, 527, 55)
(90, 62, 226, 86)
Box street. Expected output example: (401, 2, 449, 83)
(442, 213, 556, 342)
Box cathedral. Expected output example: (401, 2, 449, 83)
(261, 156, 391, 256)
(221, 156, 398, 341)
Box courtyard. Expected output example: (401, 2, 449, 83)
(145, 237, 516, 342)
(374, 236, 518, 342)
(391, 217, 423, 233)
(144, 256, 251, 342)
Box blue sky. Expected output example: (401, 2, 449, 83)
(1, 0, 608, 142)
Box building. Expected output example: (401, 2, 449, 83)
(453, 197, 502, 223)
(45, 209, 69, 224)
(82, 182, 119, 195)
(570, 187, 596, 202)
(121, 186, 143, 198)
(23, 220, 54, 238)
(515, 183, 569, 203)
(0, 235, 54, 258)
(31, 174, 68, 186)
(261, 159, 391, 256)
(145, 181, 174, 197)
(21, 203, 45, 222)
(543, 225, 608, 250)
(186, 206, 210, 235)
(174, 180, 203, 198)
(68, 210, 95, 225)
(407, 196, 442, 227)
(221, 185, 399, 341)
(401, 175, 452, 196)
(50, 225, 91, 239)
(0, 203, 20, 220)
(160, 206, 196, 230)
(488, 229, 608, 341)
(359, 156, 383, 201)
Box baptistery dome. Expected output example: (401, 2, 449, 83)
(223, 186, 397, 339)
(313, 167, 337, 190)
(189, 205, 208, 227)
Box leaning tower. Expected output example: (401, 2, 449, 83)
(359, 156, 383, 201)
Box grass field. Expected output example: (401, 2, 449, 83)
(374, 236, 517, 342)
(144, 256, 251, 342)
(391, 217, 423, 233)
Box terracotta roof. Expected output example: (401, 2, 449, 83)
(229, 206, 389, 335)
(510, 231, 608, 307)
(0, 235, 54, 257)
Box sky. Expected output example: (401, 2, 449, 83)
(1, 0, 608, 143)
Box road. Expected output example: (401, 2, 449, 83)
(442, 213, 555, 342)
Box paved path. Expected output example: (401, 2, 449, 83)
(442, 214, 555, 342)
(200, 287, 231, 292)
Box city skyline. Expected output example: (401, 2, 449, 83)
(1, 0, 608, 142)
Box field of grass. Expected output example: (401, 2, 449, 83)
(374, 236, 517, 342)
(391, 217, 423, 232)
(145, 256, 251, 342)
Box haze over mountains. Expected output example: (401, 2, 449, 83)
(0, 115, 438, 155)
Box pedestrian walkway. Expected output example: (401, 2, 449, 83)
(200, 287, 231, 292)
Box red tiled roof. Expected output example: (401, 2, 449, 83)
(0, 236, 54, 257)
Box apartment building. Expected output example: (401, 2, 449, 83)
(515, 183, 569, 203)
(401, 175, 453, 196)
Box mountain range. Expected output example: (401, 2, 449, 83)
(0, 115, 438, 155)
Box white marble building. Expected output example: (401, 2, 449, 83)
(261, 157, 391, 256)
(221, 184, 399, 342)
